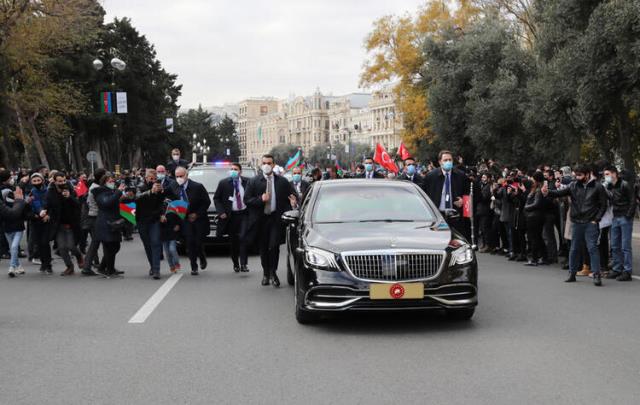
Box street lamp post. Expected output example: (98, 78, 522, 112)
(93, 56, 126, 168)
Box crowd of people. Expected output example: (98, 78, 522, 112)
(0, 147, 637, 288)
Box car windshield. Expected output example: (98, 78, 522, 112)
(313, 185, 436, 223)
(189, 168, 256, 193)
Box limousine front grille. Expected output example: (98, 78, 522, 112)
(341, 251, 445, 282)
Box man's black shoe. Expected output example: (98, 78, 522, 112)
(191, 270, 199, 276)
(507, 254, 516, 261)
(149, 269, 154, 276)
(565, 273, 577, 283)
(272, 275, 280, 288)
(524, 260, 538, 267)
(261, 276, 270, 286)
(199, 255, 207, 270)
(114, 269, 125, 275)
(617, 272, 632, 282)
(593, 273, 602, 286)
(606, 271, 621, 279)
(81, 270, 98, 276)
(240, 265, 249, 273)
(233, 266, 240, 273)
(153, 273, 161, 280)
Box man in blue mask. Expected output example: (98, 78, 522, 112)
(356, 157, 384, 179)
(397, 157, 423, 187)
(423, 150, 472, 240)
(213, 163, 250, 273)
(290, 166, 310, 201)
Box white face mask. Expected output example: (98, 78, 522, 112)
(262, 164, 273, 175)
(176, 177, 186, 186)
(172, 155, 180, 161)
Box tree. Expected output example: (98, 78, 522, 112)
(360, 1, 480, 154)
(216, 116, 240, 162)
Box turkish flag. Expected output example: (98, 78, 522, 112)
(462, 195, 472, 218)
(374, 143, 399, 173)
(75, 181, 88, 198)
(397, 142, 410, 160)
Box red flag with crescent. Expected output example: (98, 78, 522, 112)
(462, 195, 472, 218)
(373, 143, 398, 173)
(397, 142, 410, 160)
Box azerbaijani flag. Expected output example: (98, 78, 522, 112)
(120, 202, 136, 225)
(285, 150, 302, 170)
(101, 92, 112, 113)
(167, 200, 188, 220)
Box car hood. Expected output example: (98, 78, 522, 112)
(304, 221, 452, 253)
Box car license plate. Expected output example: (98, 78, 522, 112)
(369, 283, 424, 300)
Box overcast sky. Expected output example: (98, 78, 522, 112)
(102, 0, 427, 108)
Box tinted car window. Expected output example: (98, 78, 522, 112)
(313, 185, 436, 223)
(189, 168, 256, 193)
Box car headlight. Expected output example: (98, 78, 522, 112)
(304, 247, 339, 270)
(449, 240, 474, 266)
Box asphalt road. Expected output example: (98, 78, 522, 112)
(1, 237, 639, 405)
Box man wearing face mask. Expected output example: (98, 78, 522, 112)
(542, 164, 608, 285)
(167, 148, 190, 177)
(136, 169, 166, 280)
(397, 157, 423, 187)
(603, 166, 636, 281)
(156, 165, 179, 201)
(290, 166, 310, 200)
(309, 168, 323, 183)
(244, 154, 298, 287)
(214, 163, 250, 273)
(357, 157, 384, 179)
(175, 167, 211, 275)
(423, 150, 472, 240)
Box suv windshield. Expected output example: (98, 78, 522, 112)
(188, 167, 256, 193)
(313, 185, 436, 223)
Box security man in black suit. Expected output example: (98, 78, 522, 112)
(290, 166, 310, 200)
(213, 162, 250, 273)
(397, 156, 423, 187)
(423, 150, 472, 240)
(244, 154, 298, 287)
(167, 148, 190, 177)
(356, 157, 385, 179)
(174, 167, 211, 275)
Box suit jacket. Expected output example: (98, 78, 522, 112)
(214, 176, 249, 237)
(397, 173, 424, 187)
(290, 180, 310, 200)
(182, 179, 211, 224)
(160, 176, 180, 201)
(422, 168, 469, 212)
(355, 171, 385, 179)
(244, 174, 295, 228)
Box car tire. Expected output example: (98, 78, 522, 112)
(445, 308, 475, 320)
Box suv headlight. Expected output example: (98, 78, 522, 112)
(304, 247, 339, 270)
(449, 239, 474, 266)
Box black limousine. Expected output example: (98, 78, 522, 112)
(283, 179, 478, 324)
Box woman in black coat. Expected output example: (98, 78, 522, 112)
(524, 172, 546, 266)
(92, 173, 126, 277)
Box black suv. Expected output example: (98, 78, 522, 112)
(186, 163, 256, 246)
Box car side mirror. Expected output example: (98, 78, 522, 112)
(443, 208, 460, 220)
(282, 209, 300, 223)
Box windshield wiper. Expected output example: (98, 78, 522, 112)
(314, 221, 347, 224)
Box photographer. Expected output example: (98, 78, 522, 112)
(46, 172, 84, 276)
(136, 168, 166, 279)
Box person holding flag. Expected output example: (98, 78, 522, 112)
(213, 163, 250, 273)
(92, 173, 127, 278)
(372, 143, 398, 177)
(397, 156, 423, 187)
(135, 169, 166, 280)
(160, 199, 183, 274)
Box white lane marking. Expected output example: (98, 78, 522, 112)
(632, 275, 640, 281)
(128, 273, 183, 324)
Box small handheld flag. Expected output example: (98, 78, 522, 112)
(120, 202, 136, 225)
(167, 200, 189, 220)
(285, 150, 302, 170)
(462, 195, 471, 218)
(101, 92, 112, 113)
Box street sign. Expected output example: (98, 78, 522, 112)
(86, 151, 98, 163)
